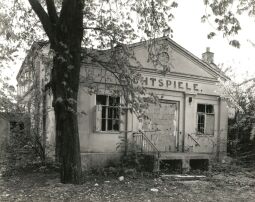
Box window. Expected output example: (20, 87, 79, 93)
(95, 95, 120, 132)
(24, 71, 30, 80)
(10, 121, 25, 135)
(197, 104, 214, 135)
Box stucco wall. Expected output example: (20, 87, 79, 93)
(77, 88, 125, 153)
(184, 95, 219, 154)
(75, 78, 228, 158)
(0, 117, 9, 161)
(129, 39, 217, 78)
(218, 99, 228, 159)
(44, 75, 228, 169)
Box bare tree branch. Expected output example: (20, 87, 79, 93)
(28, 0, 54, 42)
(46, 0, 58, 24)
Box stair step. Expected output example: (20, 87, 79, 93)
(161, 174, 207, 181)
(159, 152, 211, 160)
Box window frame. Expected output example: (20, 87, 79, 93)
(196, 103, 215, 136)
(95, 95, 121, 133)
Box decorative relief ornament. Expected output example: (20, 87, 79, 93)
(158, 52, 170, 65)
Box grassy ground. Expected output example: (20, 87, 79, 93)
(0, 167, 255, 202)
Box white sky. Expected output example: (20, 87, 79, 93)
(5, 0, 255, 85)
(171, 0, 255, 82)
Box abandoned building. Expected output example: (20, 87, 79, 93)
(16, 37, 229, 172)
(0, 113, 29, 162)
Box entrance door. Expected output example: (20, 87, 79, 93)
(142, 101, 179, 152)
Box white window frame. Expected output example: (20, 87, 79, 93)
(95, 95, 121, 132)
(196, 104, 215, 135)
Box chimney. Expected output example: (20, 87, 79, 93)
(202, 47, 214, 64)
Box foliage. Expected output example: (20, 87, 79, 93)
(227, 88, 255, 167)
(0, 79, 16, 113)
(219, 72, 255, 167)
(117, 134, 156, 173)
(202, 0, 255, 48)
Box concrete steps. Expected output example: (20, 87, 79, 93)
(155, 152, 212, 172)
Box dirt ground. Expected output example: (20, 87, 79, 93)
(0, 169, 255, 202)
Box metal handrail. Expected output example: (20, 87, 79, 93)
(133, 130, 160, 158)
(187, 133, 200, 147)
(141, 129, 161, 133)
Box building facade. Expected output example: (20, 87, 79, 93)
(17, 37, 229, 170)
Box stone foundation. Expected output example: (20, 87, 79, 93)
(80, 152, 122, 170)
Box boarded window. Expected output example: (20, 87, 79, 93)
(95, 95, 120, 132)
(197, 104, 214, 135)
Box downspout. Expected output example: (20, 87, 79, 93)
(124, 107, 128, 156)
(216, 96, 221, 161)
(182, 93, 186, 152)
(177, 102, 180, 151)
(42, 87, 47, 162)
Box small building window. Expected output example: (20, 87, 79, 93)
(10, 121, 25, 136)
(197, 104, 214, 135)
(95, 95, 120, 132)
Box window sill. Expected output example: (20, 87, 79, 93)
(94, 131, 120, 134)
(196, 133, 214, 137)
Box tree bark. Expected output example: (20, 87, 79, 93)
(51, 40, 83, 184)
(51, 0, 84, 184)
(54, 97, 81, 184)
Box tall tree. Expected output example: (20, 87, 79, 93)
(27, 0, 84, 184)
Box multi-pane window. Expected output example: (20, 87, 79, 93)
(197, 104, 215, 135)
(95, 95, 120, 132)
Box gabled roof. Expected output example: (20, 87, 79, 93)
(18, 37, 229, 82)
(165, 37, 229, 80)
(126, 36, 229, 81)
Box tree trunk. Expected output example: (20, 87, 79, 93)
(54, 99, 81, 184)
(52, 45, 82, 184)
(50, 0, 84, 184)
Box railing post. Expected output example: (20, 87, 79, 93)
(141, 134, 143, 153)
(132, 133, 135, 152)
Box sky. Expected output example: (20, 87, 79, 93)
(5, 0, 255, 85)
(171, 0, 255, 82)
